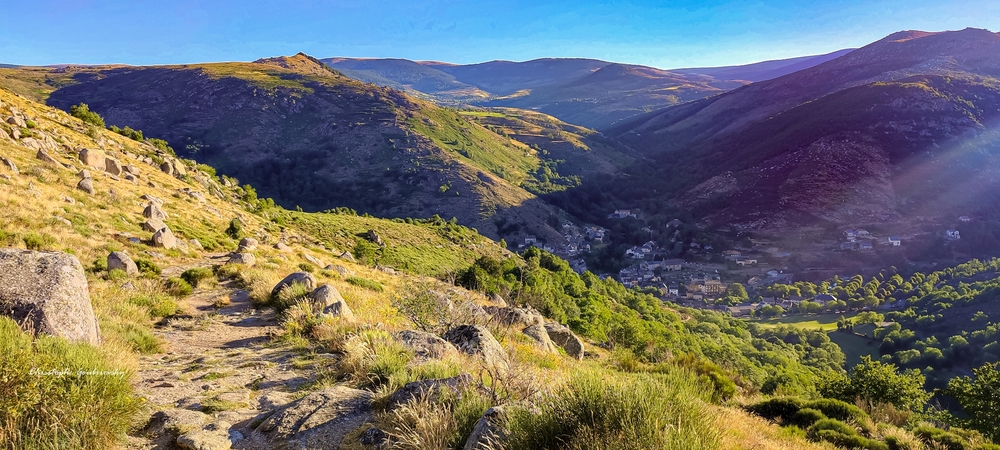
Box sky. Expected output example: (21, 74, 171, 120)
(1, 0, 998, 69)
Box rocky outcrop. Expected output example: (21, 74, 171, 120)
(107, 251, 139, 276)
(307, 284, 355, 321)
(242, 386, 373, 450)
(522, 323, 558, 354)
(270, 272, 316, 299)
(386, 374, 473, 409)
(463, 406, 507, 450)
(393, 329, 458, 360)
(0, 249, 100, 344)
(544, 322, 584, 359)
(444, 325, 507, 369)
(484, 306, 544, 327)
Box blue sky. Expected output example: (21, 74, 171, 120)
(1, 0, 998, 68)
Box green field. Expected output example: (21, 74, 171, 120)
(754, 312, 859, 331)
(753, 312, 881, 368)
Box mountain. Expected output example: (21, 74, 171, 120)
(323, 53, 851, 129)
(608, 28, 1000, 230)
(23, 53, 632, 243)
(672, 49, 855, 82)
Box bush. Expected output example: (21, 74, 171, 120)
(745, 397, 805, 423)
(22, 232, 56, 250)
(790, 408, 827, 428)
(181, 267, 214, 288)
(127, 293, 179, 318)
(225, 219, 244, 240)
(0, 317, 141, 448)
(803, 398, 867, 423)
(503, 370, 718, 450)
(297, 262, 315, 273)
(338, 329, 413, 389)
(346, 276, 383, 292)
(165, 277, 193, 297)
(69, 103, 105, 127)
(134, 258, 161, 277)
(273, 282, 312, 311)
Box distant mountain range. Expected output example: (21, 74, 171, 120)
(322, 50, 852, 128)
(599, 28, 1000, 230)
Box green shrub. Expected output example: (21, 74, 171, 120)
(790, 408, 826, 428)
(181, 267, 214, 287)
(196, 164, 216, 177)
(22, 232, 56, 250)
(165, 277, 193, 297)
(103, 321, 162, 354)
(273, 282, 311, 311)
(346, 276, 383, 292)
(0, 317, 141, 448)
(297, 262, 315, 273)
(134, 258, 161, 277)
(745, 397, 804, 423)
(225, 219, 244, 240)
(503, 370, 718, 450)
(815, 429, 888, 450)
(106, 269, 127, 281)
(127, 293, 179, 318)
(69, 103, 105, 127)
(803, 398, 867, 423)
(90, 256, 108, 273)
(912, 425, 969, 450)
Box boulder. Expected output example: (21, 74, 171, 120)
(141, 194, 164, 205)
(324, 264, 352, 276)
(522, 323, 559, 354)
(386, 374, 473, 409)
(189, 239, 204, 250)
(172, 160, 187, 177)
(302, 253, 324, 267)
(490, 293, 508, 307)
(124, 173, 138, 184)
(484, 306, 545, 327)
(107, 251, 139, 276)
(9, 127, 19, 140)
(143, 203, 168, 220)
(393, 330, 458, 360)
(76, 177, 95, 195)
(544, 322, 584, 360)
(1, 156, 18, 174)
(366, 229, 385, 247)
(307, 284, 355, 321)
(78, 169, 91, 179)
(443, 325, 507, 369)
(142, 218, 167, 233)
(0, 127, 10, 141)
(160, 161, 174, 176)
(78, 148, 105, 169)
(238, 237, 258, 251)
(243, 386, 372, 450)
(338, 251, 356, 263)
(0, 249, 100, 344)
(270, 272, 316, 299)
(273, 242, 291, 252)
(6, 114, 26, 128)
(105, 158, 123, 176)
(176, 427, 232, 450)
(124, 164, 140, 176)
(35, 149, 59, 165)
(463, 406, 507, 450)
(228, 253, 256, 266)
(152, 227, 177, 249)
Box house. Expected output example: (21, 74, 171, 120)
(747, 276, 765, 288)
(662, 259, 685, 271)
(844, 229, 857, 239)
(946, 229, 961, 240)
(959, 216, 972, 223)
(524, 235, 537, 245)
(727, 305, 755, 317)
(666, 219, 684, 228)
(735, 257, 758, 266)
(723, 250, 742, 261)
(608, 209, 636, 219)
(857, 229, 870, 237)
(687, 274, 726, 295)
(667, 285, 680, 296)
(625, 247, 645, 259)
(859, 241, 873, 251)
(887, 236, 901, 246)
(641, 241, 656, 254)
(813, 294, 837, 304)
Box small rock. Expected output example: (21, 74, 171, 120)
(238, 237, 258, 250)
(124, 173, 138, 184)
(394, 330, 458, 360)
(61, 195, 75, 204)
(143, 218, 167, 233)
(152, 227, 177, 249)
(107, 251, 139, 276)
(463, 406, 507, 450)
(387, 374, 472, 409)
(0, 157, 18, 174)
(302, 253, 324, 267)
(338, 251, 356, 263)
(228, 253, 256, 266)
(490, 293, 508, 307)
(160, 161, 174, 176)
(141, 194, 164, 205)
(35, 150, 59, 165)
(124, 164, 140, 176)
(189, 239, 204, 250)
(53, 215, 72, 227)
(273, 242, 291, 252)
(76, 177, 95, 195)
(177, 428, 232, 450)
(324, 264, 352, 276)
(522, 323, 559, 354)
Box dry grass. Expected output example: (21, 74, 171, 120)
(713, 405, 836, 450)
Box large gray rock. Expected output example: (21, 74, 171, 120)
(123, 164, 140, 176)
(394, 329, 458, 360)
(387, 374, 473, 409)
(78, 148, 105, 169)
(444, 325, 507, 369)
(35, 149, 59, 165)
(307, 284, 355, 321)
(237, 237, 258, 251)
(107, 251, 139, 276)
(152, 227, 177, 249)
(544, 322, 584, 360)
(463, 406, 507, 450)
(228, 253, 256, 266)
(160, 161, 174, 176)
(6, 113, 26, 128)
(302, 253, 324, 267)
(338, 251, 356, 263)
(270, 272, 316, 299)
(243, 386, 372, 450)
(522, 323, 559, 354)
(0, 156, 17, 174)
(484, 306, 545, 327)
(273, 242, 291, 252)
(0, 249, 100, 344)
(143, 203, 168, 220)
(142, 218, 167, 233)
(104, 157, 123, 176)
(76, 177, 95, 195)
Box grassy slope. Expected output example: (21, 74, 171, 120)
(753, 313, 881, 368)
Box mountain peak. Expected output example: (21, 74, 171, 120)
(253, 52, 337, 76)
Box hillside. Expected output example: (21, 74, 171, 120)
(10, 53, 628, 244)
(0, 83, 859, 450)
(323, 53, 852, 129)
(605, 28, 1000, 231)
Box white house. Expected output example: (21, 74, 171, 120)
(946, 229, 961, 240)
(959, 216, 972, 223)
(887, 236, 901, 246)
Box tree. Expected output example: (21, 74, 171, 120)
(69, 103, 105, 127)
(726, 283, 749, 301)
(946, 362, 1000, 441)
(820, 356, 931, 412)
